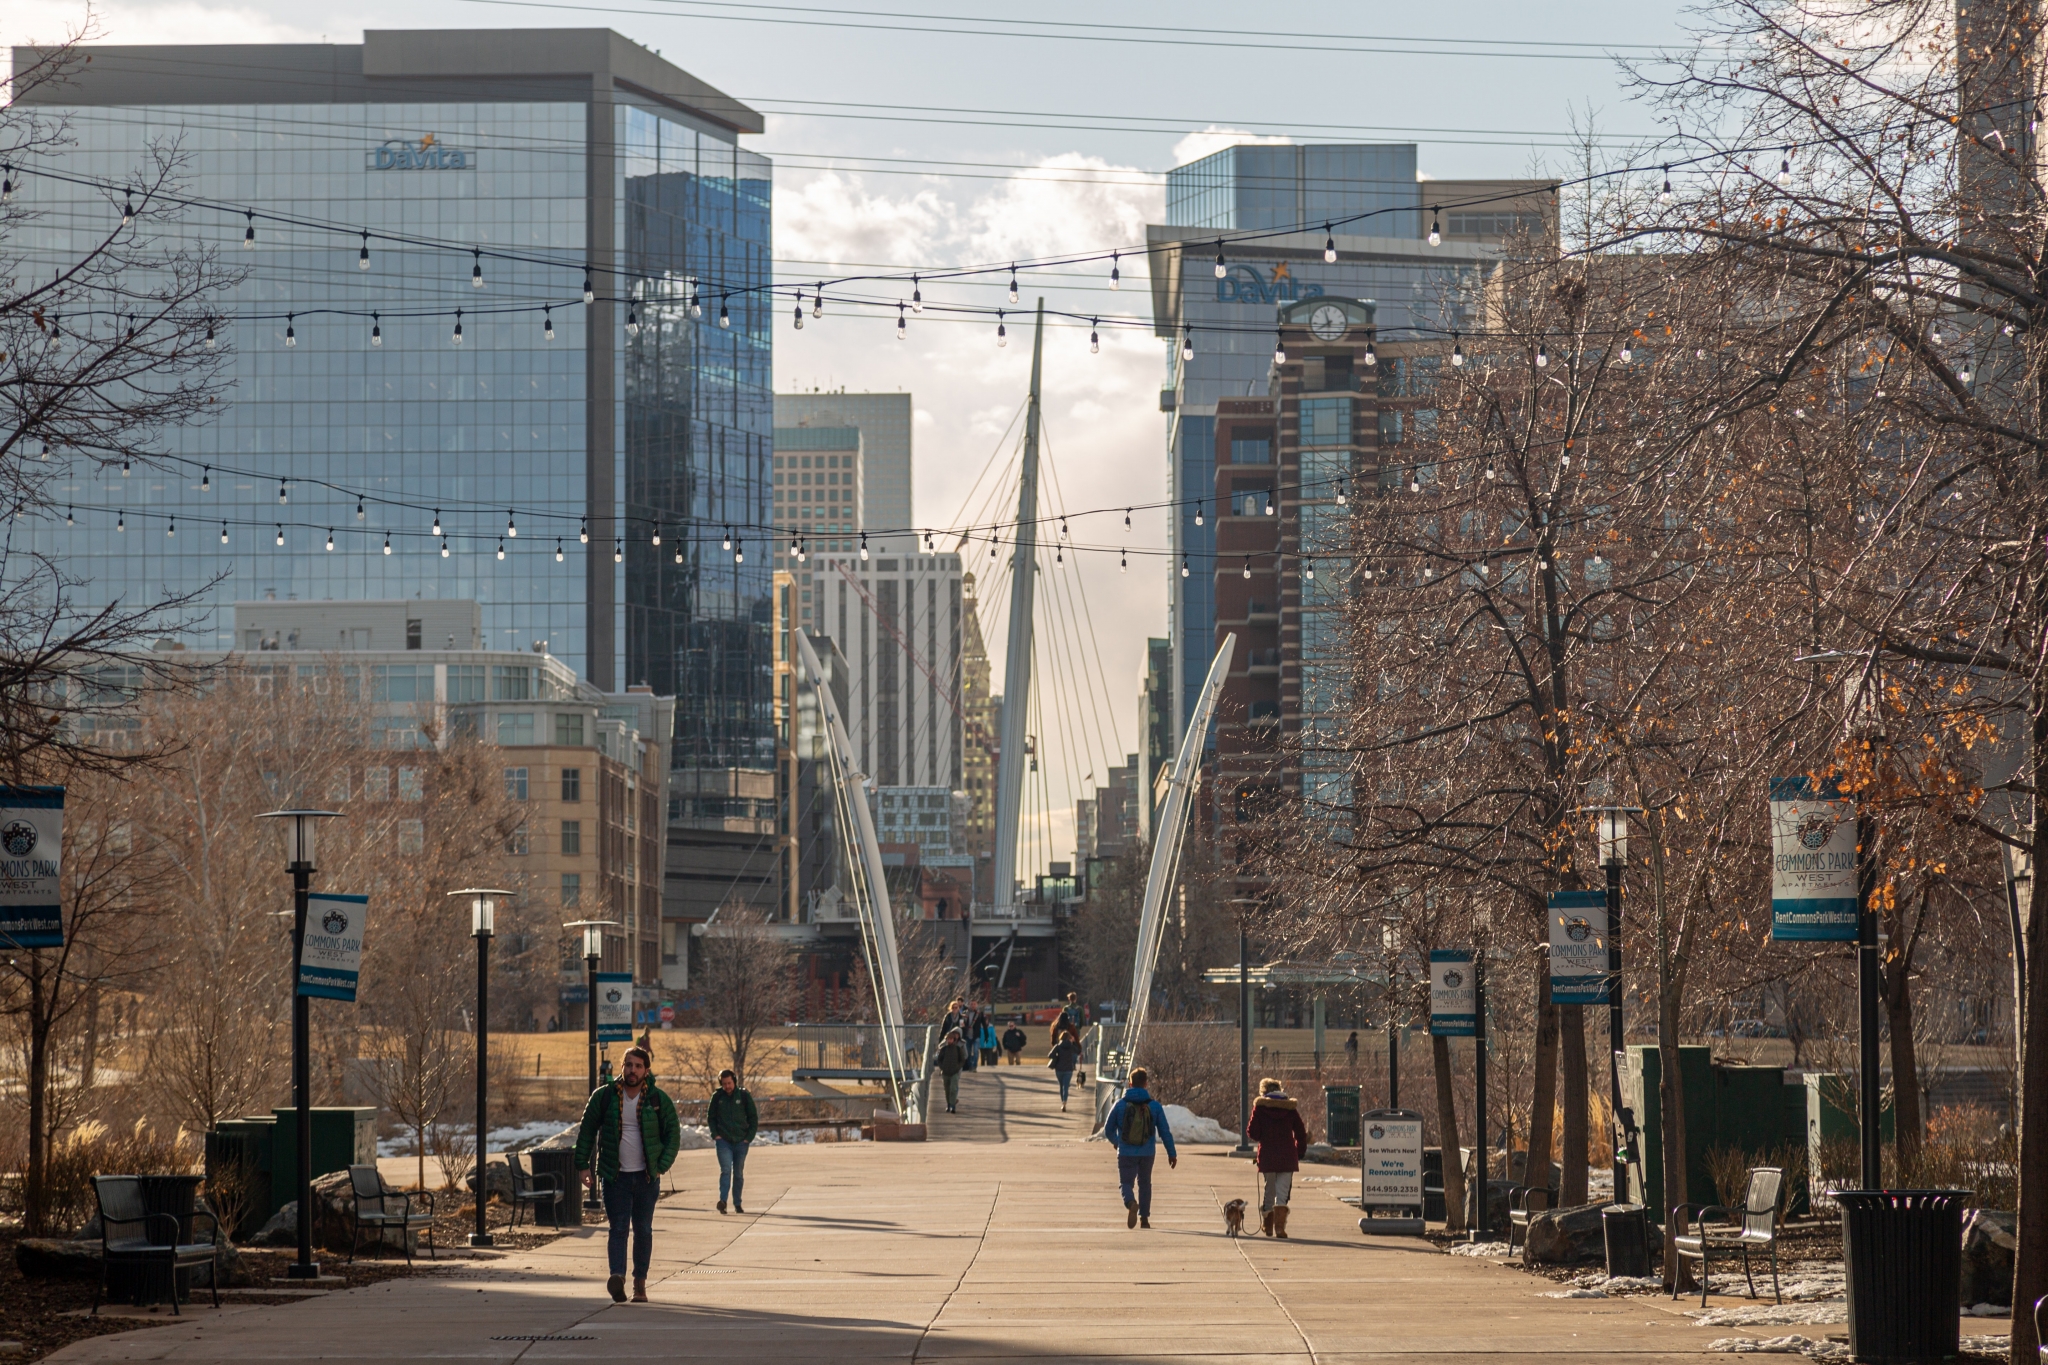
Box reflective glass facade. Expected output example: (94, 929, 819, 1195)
(19, 66, 772, 771)
(1167, 145, 1421, 238)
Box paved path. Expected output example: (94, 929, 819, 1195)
(52, 1068, 1727, 1363)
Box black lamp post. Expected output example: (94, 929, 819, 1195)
(256, 808, 340, 1282)
(564, 918, 617, 1211)
(1579, 805, 1644, 1198)
(450, 888, 512, 1248)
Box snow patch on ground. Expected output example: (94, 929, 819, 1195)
(1449, 1241, 1512, 1257)
(1543, 1274, 1665, 1299)
(1690, 1303, 1847, 1328)
(1162, 1105, 1236, 1144)
(1542, 1287, 1612, 1299)
(1706, 1334, 1848, 1359)
(1964, 1303, 2010, 1317)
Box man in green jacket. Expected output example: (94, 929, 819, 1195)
(574, 1046, 681, 1303)
(707, 1069, 760, 1214)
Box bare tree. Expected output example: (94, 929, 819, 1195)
(696, 903, 797, 1085)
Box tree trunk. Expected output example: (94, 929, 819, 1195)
(1561, 1003, 1589, 1207)
(1659, 979, 1690, 1290)
(1885, 959, 1922, 1173)
(80, 982, 101, 1091)
(2011, 702, 2048, 1365)
(1525, 965, 1560, 1197)
(1434, 1032, 1467, 1233)
(24, 951, 50, 1236)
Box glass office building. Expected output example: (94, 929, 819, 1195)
(12, 31, 774, 767)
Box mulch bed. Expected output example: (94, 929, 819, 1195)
(0, 1196, 567, 1363)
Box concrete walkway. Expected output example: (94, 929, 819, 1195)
(51, 1068, 1723, 1363)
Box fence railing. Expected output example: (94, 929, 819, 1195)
(789, 1022, 932, 1083)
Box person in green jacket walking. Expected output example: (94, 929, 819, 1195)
(573, 1047, 681, 1304)
(707, 1069, 760, 1215)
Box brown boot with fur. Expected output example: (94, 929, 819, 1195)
(1261, 1208, 1274, 1236)
(1272, 1206, 1290, 1239)
(632, 1277, 648, 1303)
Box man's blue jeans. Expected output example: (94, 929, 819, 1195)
(1117, 1153, 1155, 1218)
(601, 1169, 658, 1277)
(716, 1138, 750, 1204)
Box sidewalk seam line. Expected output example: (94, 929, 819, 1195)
(909, 1178, 1002, 1363)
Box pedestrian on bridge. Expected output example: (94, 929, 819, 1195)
(1051, 992, 1085, 1044)
(1001, 1021, 1027, 1064)
(977, 1016, 1000, 1066)
(936, 1027, 969, 1113)
(1049, 1033, 1082, 1110)
(1246, 1077, 1308, 1238)
(1105, 1067, 1176, 1229)
(708, 1068, 760, 1215)
(572, 1046, 681, 1304)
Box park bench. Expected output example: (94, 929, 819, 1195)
(504, 1151, 563, 1229)
(1671, 1166, 1783, 1307)
(91, 1175, 221, 1316)
(1505, 1184, 1555, 1254)
(346, 1165, 437, 1264)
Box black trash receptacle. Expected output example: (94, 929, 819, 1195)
(527, 1150, 581, 1227)
(1602, 1204, 1652, 1279)
(1838, 1189, 1969, 1363)
(1324, 1086, 1362, 1148)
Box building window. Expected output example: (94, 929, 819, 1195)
(507, 824, 529, 855)
(1300, 396, 1351, 447)
(364, 767, 390, 802)
(561, 819, 582, 856)
(561, 872, 581, 908)
(397, 819, 424, 855)
(397, 768, 424, 801)
(372, 664, 429, 703)
(493, 665, 533, 701)
(497, 712, 535, 745)
(555, 712, 585, 746)
(327, 772, 351, 804)
(1229, 436, 1272, 464)
(505, 767, 529, 801)
(447, 665, 486, 704)
(405, 618, 423, 651)
(561, 768, 582, 802)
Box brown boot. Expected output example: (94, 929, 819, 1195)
(1261, 1208, 1274, 1236)
(1273, 1206, 1290, 1239)
(631, 1277, 648, 1303)
(606, 1274, 626, 1303)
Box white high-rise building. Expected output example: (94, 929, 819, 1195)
(775, 393, 913, 543)
(806, 551, 963, 789)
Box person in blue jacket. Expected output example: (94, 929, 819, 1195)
(1103, 1067, 1177, 1229)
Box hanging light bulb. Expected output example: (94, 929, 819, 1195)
(583, 269, 596, 304)
(1124, 507, 1132, 529)
(355, 231, 371, 270)
(1659, 167, 1673, 203)
(1452, 334, 1466, 367)
(793, 301, 804, 330)
(543, 308, 555, 342)
(356, 497, 365, 520)
(1120, 549, 1127, 572)
(1304, 555, 1315, 579)
(997, 311, 1008, 347)
(734, 536, 744, 564)
(1363, 340, 1377, 367)
(1535, 340, 1549, 368)
(1009, 265, 1020, 303)
(382, 532, 392, 555)
(274, 524, 284, 546)
(471, 248, 484, 289)
(220, 522, 229, 544)
(579, 518, 588, 544)
(1, 168, 14, 203)
(1618, 341, 1632, 363)
(625, 303, 640, 337)
(1214, 240, 1227, 279)
(651, 522, 662, 546)
(556, 538, 565, 562)
(925, 529, 935, 551)
(1486, 461, 1497, 480)
(448, 307, 468, 348)
(1090, 320, 1100, 354)
(718, 297, 731, 329)
(201, 467, 211, 492)
(432, 510, 443, 536)
(612, 539, 622, 563)
(1959, 356, 1975, 384)
(860, 532, 870, 560)
(1777, 148, 1792, 187)
(370, 313, 382, 347)
(283, 315, 296, 348)
(243, 209, 255, 248)
(441, 537, 451, 558)
(506, 510, 517, 538)
(1194, 501, 1204, 527)
(204, 324, 216, 350)
(911, 275, 923, 313)
(812, 284, 824, 319)
(1181, 327, 1194, 361)
(674, 543, 683, 564)
(1427, 207, 1442, 246)
(897, 303, 907, 341)
(1929, 321, 1945, 346)
(1109, 252, 1121, 289)
(1274, 331, 1287, 365)
(1324, 225, 1337, 263)
(1180, 557, 1189, 578)
(689, 289, 702, 320)
(722, 526, 733, 552)
(325, 528, 334, 551)
(116, 511, 125, 534)
(122, 458, 131, 478)
(166, 517, 175, 538)
(1264, 494, 1276, 516)
(1242, 558, 1252, 580)
(1055, 544, 1063, 564)
(65, 506, 73, 526)
(277, 478, 287, 504)
(1337, 479, 1348, 505)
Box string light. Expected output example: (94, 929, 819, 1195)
(117, 511, 125, 533)
(1194, 500, 1204, 527)
(1008, 265, 1019, 303)
(122, 188, 135, 225)
(370, 313, 382, 347)
(451, 309, 463, 346)
(1324, 225, 1336, 263)
(1124, 508, 1132, 529)
(1659, 167, 1673, 203)
(471, 248, 484, 289)
(625, 303, 639, 337)
(432, 510, 442, 536)
(1264, 493, 1276, 515)
(441, 537, 451, 558)
(543, 308, 554, 342)
(1214, 240, 1227, 279)
(1241, 557, 1251, 580)
(243, 209, 255, 248)
(204, 324, 216, 350)
(734, 535, 744, 564)
(689, 288, 702, 320)
(1363, 339, 1377, 367)
(1181, 327, 1194, 361)
(1336, 479, 1347, 505)
(723, 526, 733, 552)
(122, 459, 131, 478)
(583, 270, 595, 304)
(1180, 557, 1189, 578)
(556, 539, 565, 562)
(911, 275, 923, 312)
(651, 522, 662, 546)
(897, 303, 907, 340)
(356, 497, 365, 520)
(277, 478, 287, 504)
(506, 511, 517, 538)
(674, 543, 683, 565)
(1535, 340, 1549, 368)
(860, 532, 870, 560)
(274, 525, 284, 546)
(219, 522, 228, 544)
(719, 297, 731, 328)
(1, 167, 13, 202)
(1618, 339, 1632, 363)
(1304, 555, 1315, 579)
(1427, 207, 1442, 246)
(812, 284, 824, 319)
(1274, 331, 1287, 365)
(794, 301, 804, 330)
(1959, 356, 1975, 384)
(1777, 149, 1792, 187)
(579, 518, 588, 544)
(1090, 319, 1100, 354)
(997, 311, 1008, 347)
(1451, 334, 1466, 367)
(382, 532, 392, 555)
(325, 529, 334, 551)
(925, 529, 935, 551)
(65, 506, 73, 526)
(283, 315, 295, 348)
(612, 539, 621, 563)
(1109, 251, 1121, 289)
(165, 517, 175, 538)
(1119, 548, 1127, 573)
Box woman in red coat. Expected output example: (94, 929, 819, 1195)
(1245, 1077, 1309, 1237)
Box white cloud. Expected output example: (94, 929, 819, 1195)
(1172, 125, 1293, 167)
(9, 0, 314, 52)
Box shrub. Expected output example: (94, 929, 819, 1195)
(35, 1119, 198, 1235)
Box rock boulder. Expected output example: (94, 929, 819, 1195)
(1961, 1209, 2016, 1308)
(1523, 1202, 1609, 1265)
(14, 1237, 101, 1281)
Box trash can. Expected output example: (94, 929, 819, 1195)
(1602, 1204, 1652, 1279)
(1838, 1189, 1969, 1363)
(527, 1149, 581, 1227)
(1324, 1085, 1362, 1147)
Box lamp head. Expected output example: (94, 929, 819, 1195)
(564, 918, 619, 962)
(256, 808, 340, 868)
(450, 887, 514, 937)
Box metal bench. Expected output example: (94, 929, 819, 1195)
(92, 1175, 221, 1316)
(346, 1164, 436, 1264)
(1506, 1184, 1556, 1254)
(504, 1151, 562, 1230)
(1671, 1166, 1783, 1307)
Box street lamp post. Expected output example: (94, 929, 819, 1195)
(1582, 806, 1644, 1200)
(450, 889, 512, 1249)
(564, 919, 617, 1211)
(256, 808, 340, 1283)
(1382, 920, 1402, 1110)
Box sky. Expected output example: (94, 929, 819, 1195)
(7, 0, 1696, 874)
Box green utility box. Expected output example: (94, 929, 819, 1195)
(1324, 1085, 1362, 1147)
(205, 1117, 277, 1240)
(1804, 1073, 1893, 1188)
(266, 1107, 377, 1217)
(1620, 1047, 1807, 1221)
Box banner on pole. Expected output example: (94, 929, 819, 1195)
(1548, 890, 1610, 1005)
(297, 893, 369, 1001)
(1770, 776, 1859, 941)
(0, 786, 64, 949)
(1429, 950, 1476, 1036)
(596, 972, 634, 1042)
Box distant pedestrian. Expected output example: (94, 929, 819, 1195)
(573, 1046, 681, 1304)
(1002, 1022, 1027, 1064)
(935, 1028, 969, 1112)
(1049, 1033, 1082, 1109)
(942, 998, 972, 1046)
(707, 1069, 760, 1216)
(1104, 1067, 1176, 1229)
(977, 1016, 1000, 1066)
(1246, 1077, 1308, 1238)
(1052, 992, 1085, 1043)
(1344, 1030, 1360, 1072)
